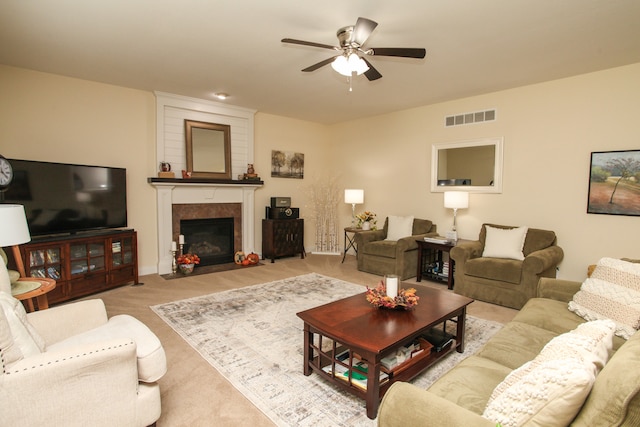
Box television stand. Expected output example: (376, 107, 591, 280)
(17, 229, 138, 305)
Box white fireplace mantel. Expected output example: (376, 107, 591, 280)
(149, 178, 263, 274)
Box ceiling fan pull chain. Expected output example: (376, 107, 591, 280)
(348, 75, 353, 92)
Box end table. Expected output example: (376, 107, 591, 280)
(416, 239, 467, 290)
(342, 227, 365, 263)
(12, 277, 56, 312)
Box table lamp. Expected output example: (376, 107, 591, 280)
(444, 191, 469, 243)
(0, 204, 31, 281)
(344, 189, 364, 227)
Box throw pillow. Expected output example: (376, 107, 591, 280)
(483, 320, 615, 427)
(0, 293, 46, 357)
(568, 257, 640, 339)
(483, 358, 595, 427)
(482, 226, 528, 261)
(385, 215, 414, 241)
(0, 307, 24, 367)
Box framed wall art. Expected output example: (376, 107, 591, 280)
(587, 149, 640, 216)
(271, 150, 304, 179)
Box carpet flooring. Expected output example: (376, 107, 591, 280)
(151, 273, 503, 426)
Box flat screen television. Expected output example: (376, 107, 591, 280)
(2, 159, 127, 237)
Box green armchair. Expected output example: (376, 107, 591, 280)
(355, 217, 437, 280)
(450, 223, 564, 309)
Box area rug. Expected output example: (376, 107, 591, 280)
(151, 273, 503, 426)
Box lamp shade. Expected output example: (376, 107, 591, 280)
(344, 189, 364, 204)
(444, 191, 469, 209)
(0, 205, 31, 246)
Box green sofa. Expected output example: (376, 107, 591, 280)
(451, 223, 564, 309)
(354, 218, 437, 280)
(378, 277, 640, 426)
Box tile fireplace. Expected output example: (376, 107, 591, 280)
(149, 179, 262, 274)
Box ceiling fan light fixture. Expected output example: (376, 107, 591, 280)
(331, 55, 351, 76)
(331, 53, 369, 76)
(349, 54, 369, 75)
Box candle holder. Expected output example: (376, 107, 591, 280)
(365, 279, 419, 310)
(179, 243, 184, 257)
(171, 249, 177, 274)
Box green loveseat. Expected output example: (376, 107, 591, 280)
(354, 218, 437, 280)
(378, 277, 640, 426)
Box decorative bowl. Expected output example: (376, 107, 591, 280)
(179, 263, 195, 275)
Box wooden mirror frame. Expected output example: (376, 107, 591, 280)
(430, 137, 504, 193)
(185, 119, 232, 179)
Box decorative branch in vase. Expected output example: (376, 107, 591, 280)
(306, 174, 341, 253)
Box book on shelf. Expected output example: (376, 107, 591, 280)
(426, 260, 449, 277)
(380, 338, 433, 371)
(423, 236, 453, 244)
(322, 352, 389, 391)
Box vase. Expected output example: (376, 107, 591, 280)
(179, 264, 195, 275)
(362, 221, 371, 230)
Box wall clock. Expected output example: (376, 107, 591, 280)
(0, 155, 13, 191)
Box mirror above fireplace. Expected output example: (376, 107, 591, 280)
(185, 119, 232, 179)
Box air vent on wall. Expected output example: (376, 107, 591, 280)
(445, 109, 496, 127)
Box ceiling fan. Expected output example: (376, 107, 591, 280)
(281, 17, 426, 82)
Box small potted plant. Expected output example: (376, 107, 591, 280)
(176, 253, 200, 275)
(356, 211, 377, 230)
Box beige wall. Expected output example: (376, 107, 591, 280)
(0, 65, 158, 273)
(2, 63, 639, 280)
(253, 113, 333, 253)
(330, 63, 640, 280)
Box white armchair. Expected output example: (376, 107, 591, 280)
(0, 281, 166, 426)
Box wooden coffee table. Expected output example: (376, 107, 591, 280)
(296, 285, 473, 419)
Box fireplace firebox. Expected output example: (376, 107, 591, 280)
(180, 217, 234, 266)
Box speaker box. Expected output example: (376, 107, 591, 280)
(270, 197, 291, 208)
(266, 206, 299, 219)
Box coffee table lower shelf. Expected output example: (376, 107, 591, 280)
(303, 326, 455, 419)
(315, 343, 453, 390)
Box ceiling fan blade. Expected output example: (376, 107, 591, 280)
(361, 58, 382, 81)
(302, 56, 337, 72)
(368, 47, 426, 59)
(281, 38, 337, 50)
(353, 17, 378, 46)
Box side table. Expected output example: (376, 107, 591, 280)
(416, 239, 467, 290)
(342, 226, 365, 263)
(12, 277, 56, 312)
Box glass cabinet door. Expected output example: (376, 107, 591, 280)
(29, 247, 62, 279)
(112, 237, 134, 267)
(70, 242, 105, 277)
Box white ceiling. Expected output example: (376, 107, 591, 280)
(1, 1, 639, 124)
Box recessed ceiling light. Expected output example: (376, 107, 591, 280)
(214, 92, 229, 100)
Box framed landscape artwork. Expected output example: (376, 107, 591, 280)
(271, 150, 304, 179)
(587, 150, 640, 216)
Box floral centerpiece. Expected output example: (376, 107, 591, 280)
(176, 253, 200, 274)
(356, 211, 377, 230)
(365, 280, 419, 310)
